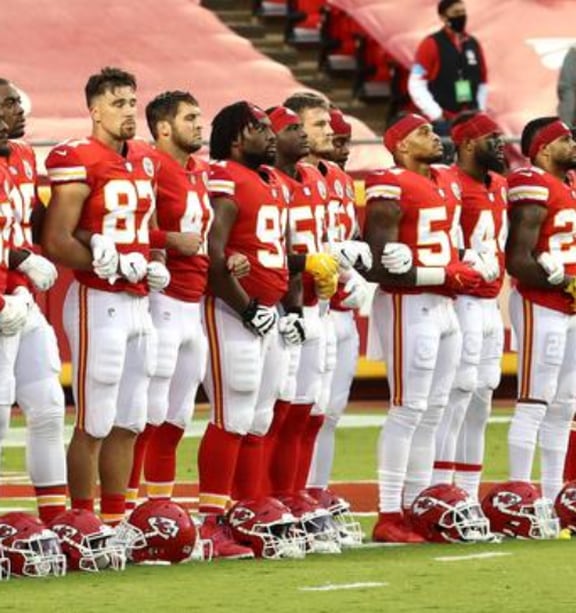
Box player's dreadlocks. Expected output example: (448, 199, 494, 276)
(209, 101, 262, 160)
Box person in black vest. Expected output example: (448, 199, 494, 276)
(407, 0, 488, 149)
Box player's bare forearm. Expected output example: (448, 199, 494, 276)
(30, 202, 46, 245)
(363, 198, 416, 286)
(288, 253, 306, 274)
(208, 253, 251, 314)
(506, 203, 557, 289)
(281, 273, 303, 311)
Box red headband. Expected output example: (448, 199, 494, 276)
(330, 108, 351, 136)
(528, 120, 572, 160)
(383, 114, 428, 152)
(267, 106, 300, 133)
(248, 103, 268, 122)
(451, 113, 501, 146)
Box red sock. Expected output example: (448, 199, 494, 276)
(564, 423, 576, 482)
(233, 434, 264, 501)
(144, 422, 185, 500)
(294, 414, 325, 491)
(100, 493, 126, 526)
(126, 423, 158, 511)
(198, 422, 243, 514)
(35, 485, 67, 524)
(269, 402, 313, 496)
(260, 400, 292, 496)
(71, 498, 94, 512)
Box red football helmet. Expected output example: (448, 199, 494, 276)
(310, 489, 363, 547)
(120, 500, 199, 563)
(278, 491, 341, 554)
(0, 512, 66, 577)
(409, 484, 492, 543)
(0, 546, 9, 581)
(227, 497, 305, 559)
(554, 480, 576, 532)
(49, 509, 126, 572)
(482, 481, 560, 539)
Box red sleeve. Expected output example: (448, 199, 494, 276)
(414, 36, 440, 81)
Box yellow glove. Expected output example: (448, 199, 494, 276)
(564, 277, 576, 311)
(305, 253, 339, 279)
(315, 273, 339, 300)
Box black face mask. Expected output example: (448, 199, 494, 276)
(447, 15, 467, 33)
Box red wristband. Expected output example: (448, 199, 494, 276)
(150, 230, 168, 249)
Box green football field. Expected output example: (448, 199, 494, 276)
(1, 403, 574, 612)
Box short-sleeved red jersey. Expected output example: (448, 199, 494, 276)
(152, 148, 213, 303)
(508, 166, 576, 314)
(45, 137, 157, 295)
(0, 165, 17, 294)
(365, 164, 461, 296)
(278, 162, 328, 307)
(208, 160, 288, 307)
(455, 166, 508, 298)
(3, 141, 40, 292)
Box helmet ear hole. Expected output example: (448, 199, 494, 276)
(0, 512, 67, 577)
(482, 480, 560, 540)
(409, 484, 492, 543)
(122, 500, 199, 564)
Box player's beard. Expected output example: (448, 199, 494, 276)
(243, 150, 274, 168)
(0, 142, 10, 157)
(475, 145, 505, 174)
(557, 152, 576, 171)
(173, 130, 202, 154)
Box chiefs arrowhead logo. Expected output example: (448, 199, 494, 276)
(228, 506, 255, 527)
(147, 516, 180, 540)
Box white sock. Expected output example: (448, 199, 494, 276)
(377, 406, 421, 513)
(508, 401, 547, 481)
(307, 414, 338, 489)
(539, 401, 576, 501)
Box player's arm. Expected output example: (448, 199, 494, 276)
(506, 203, 567, 288)
(40, 182, 93, 270)
(363, 198, 416, 286)
(207, 196, 250, 314)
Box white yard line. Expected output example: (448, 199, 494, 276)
(2, 414, 512, 447)
(434, 552, 511, 562)
(299, 582, 388, 592)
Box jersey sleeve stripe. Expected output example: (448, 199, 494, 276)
(208, 179, 235, 195)
(365, 185, 402, 200)
(47, 166, 88, 182)
(508, 186, 549, 202)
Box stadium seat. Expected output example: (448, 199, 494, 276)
(286, 0, 325, 44)
(318, 6, 361, 73)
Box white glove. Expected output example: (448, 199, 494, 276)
(278, 311, 306, 345)
(381, 242, 413, 274)
(146, 261, 171, 291)
(117, 253, 148, 284)
(463, 249, 499, 283)
(16, 253, 58, 291)
(241, 300, 278, 337)
(340, 269, 370, 309)
(537, 251, 565, 285)
(90, 234, 119, 279)
(331, 240, 373, 271)
(0, 293, 29, 335)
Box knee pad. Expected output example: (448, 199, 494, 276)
(225, 341, 262, 393)
(387, 405, 423, 432)
(452, 363, 478, 393)
(154, 331, 180, 380)
(419, 403, 445, 430)
(90, 329, 127, 386)
(18, 378, 65, 429)
(478, 363, 501, 391)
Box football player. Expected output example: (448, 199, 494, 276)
(432, 111, 506, 501)
(364, 113, 483, 542)
(506, 117, 576, 502)
(42, 67, 169, 524)
(0, 79, 67, 523)
(196, 101, 290, 558)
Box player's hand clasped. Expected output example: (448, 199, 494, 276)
(90, 234, 119, 279)
(330, 240, 373, 272)
(17, 252, 58, 291)
(444, 261, 484, 292)
(278, 309, 306, 345)
(381, 242, 412, 274)
(463, 249, 500, 283)
(146, 261, 171, 291)
(241, 299, 278, 337)
(0, 292, 30, 335)
(340, 268, 370, 309)
(537, 251, 565, 286)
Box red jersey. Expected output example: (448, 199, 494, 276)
(508, 166, 576, 314)
(3, 141, 40, 292)
(45, 137, 158, 296)
(152, 149, 213, 303)
(208, 160, 288, 307)
(455, 166, 507, 298)
(279, 162, 328, 307)
(0, 165, 15, 294)
(365, 165, 461, 296)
